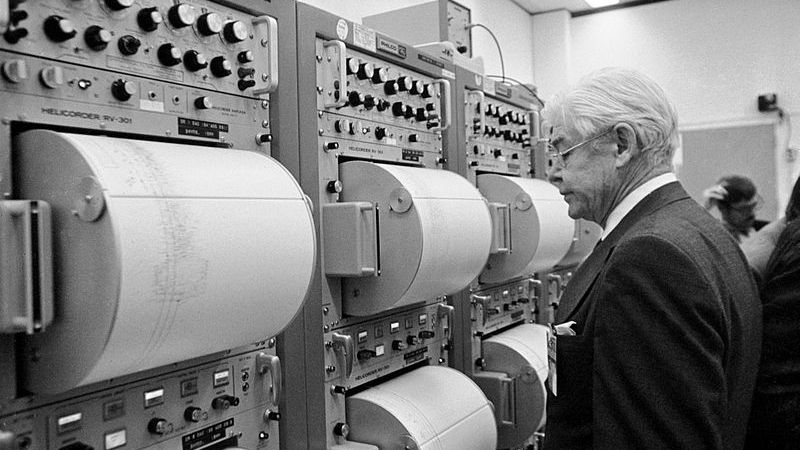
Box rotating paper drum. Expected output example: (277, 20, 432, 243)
(338, 161, 492, 316)
(482, 324, 549, 448)
(15, 130, 316, 394)
(346, 366, 498, 449)
(477, 175, 574, 284)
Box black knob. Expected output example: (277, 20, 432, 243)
(357, 349, 376, 361)
(238, 50, 254, 63)
(43, 15, 77, 42)
(372, 67, 388, 83)
(256, 133, 272, 143)
(406, 335, 420, 346)
(374, 126, 386, 140)
(499, 115, 508, 125)
(197, 12, 223, 36)
(347, 91, 364, 107)
(117, 35, 141, 55)
(333, 422, 350, 438)
(223, 20, 248, 43)
(111, 79, 136, 101)
(384, 80, 398, 95)
(376, 100, 390, 112)
(426, 121, 440, 129)
(183, 50, 208, 71)
(194, 96, 212, 109)
(210, 56, 232, 77)
(4, 27, 28, 44)
(84, 25, 112, 51)
(409, 80, 423, 95)
(363, 95, 376, 110)
(503, 130, 513, 141)
(485, 104, 494, 115)
(415, 108, 428, 122)
(331, 385, 347, 395)
(10, 10, 28, 26)
(494, 106, 503, 118)
(511, 153, 519, 159)
(403, 105, 414, 119)
(105, 0, 134, 11)
(457, 45, 468, 54)
(326, 180, 343, 194)
(325, 142, 339, 151)
(105, 0, 134, 10)
(137, 7, 163, 32)
(345, 57, 359, 75)
(391, 102, 404, 117)
(421, 84, 434, 98)
(334, 119, 351, 133)
(356, 62, 373, 80)
(158, 43, 182, 66)
(408, 134, 419, 143)
(238, 79, 256, 91)
(493, 149, 502, 158)
(470, 161, 479, 167)
(392, 340, 407, 351)
(238, 67, 256, 78)
(148, 418, 168, 435)
(267, 410, 281, 420)
(184, 407, 203, 422)
(418, 330, 435, 339)
(426, 103, 436, 111)
(211, 395, 239, 410)
(168, 4, 196, 28)
(397, 76, 412, 91)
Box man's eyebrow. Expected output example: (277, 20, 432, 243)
(550, 136, 564, 147)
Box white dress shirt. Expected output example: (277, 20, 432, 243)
(601, 173, 678, 241)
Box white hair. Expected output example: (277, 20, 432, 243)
(542, 67, 679, 168)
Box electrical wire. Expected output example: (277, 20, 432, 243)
(485, 74, 544, 106)
(466, 23, 505, 83)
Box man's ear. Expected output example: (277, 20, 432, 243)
(613, 122, 637, 168)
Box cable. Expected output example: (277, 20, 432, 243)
(466, 23, 505, 83)
(485, 74, 544, 105)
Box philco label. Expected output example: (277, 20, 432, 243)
(377, 36, 407, 59)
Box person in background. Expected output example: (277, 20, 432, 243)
(702, 174, 769, 244)
(742, 175, 800, 280)
(542, 67, 761, 450)
(746, 175, 800, 448)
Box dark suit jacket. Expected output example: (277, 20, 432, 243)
(543, 181, 762, 450)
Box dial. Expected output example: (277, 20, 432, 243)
(167, 4, 196, 28)
(197, 12, 223, 36)
(105, 0, 134, 11)
(157, 43, 182, 66)
(137, 7, 163, 32)
(84, 25, 112, 51)
(43, 15, 77, 42)
(210, 56, 232, 77)
(183, 50, 208, 71)
(111, 79, 137, 101)
(117, 35, 141, 55)
(222, 20, 248, 43)
(356, 62, 373, 80)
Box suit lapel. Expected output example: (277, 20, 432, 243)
(554, 182, 690, 322)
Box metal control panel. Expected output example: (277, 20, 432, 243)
(1, 344, 281, 450)
(469, 279, 539, 363)
(0, 1, 298, 449)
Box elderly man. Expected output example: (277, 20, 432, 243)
(542, 67, 761, 450)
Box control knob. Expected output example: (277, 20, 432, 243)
(84, 25, 112, 51)
(334, 119, 352, 134)
(374, 126, 386, 140)
(345, 57, 359, 75)
(363, 95, 376, 110)
(43, 15, 77, 42)
(197, 12, 223, 36)
(1, 59, 27, 83)
(157, 43, 182, 66)
(183, 50, 208, 71)
(409, 80, 424, 95)
(194, 96, 212, 110)
(372, 67, 388, 83)
(397, 76, 413, 91)
(383, 80, 398, 95)
(223, 20, 248, 43)
(408, 134, 419, 143)
(137, 7, 163, 32)
(333, 423, 350, 438)
(147, 418, 169, 435)
(391, 102, 405, 117)
(356, 62, 373, 80)
(210, 56, 232, 77)
(421, 84, 435, 98)
(167, 4, 196, 28)
(238, 50, 254, 63)
(392, 340, 408, 351)
(111, 79, 137, 101)
(403, 105, 414, 119)
(406, 335, 420, 346)
(105, 0, 134, 10)
(347, 91, 364, 107)
(415, 108, 428, 122)
(117, 35, 141, 55)
(4, 27, 29, 44)
(184, 407, 203, 422)
(376, 99, 390, 112)
(326, 180, 343, 194)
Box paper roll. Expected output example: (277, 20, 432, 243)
(16, 131, 316, 394)
(556, 219, 602, 268)
(477, 175, 574, 283)
(347, 366, 498, 449)
(481, 324, 549, 447)
(339, 162, 492, 316)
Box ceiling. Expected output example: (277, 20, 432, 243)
(510, 0, 671, 16)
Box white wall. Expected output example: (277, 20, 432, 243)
(532, 0, 800, 215)
(299, 0, 535, 84)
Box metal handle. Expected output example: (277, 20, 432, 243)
(438, 303, 455, 342)
(468, 90, 486, 139)
(547, 274, 564, 307)
(360, 203, 380, 276)
(323, 40, 347, 108)
(256, 352, 282, 406)
(530, 109, 541, 141)
(488, 202, 511, 254)
(0, 200, 53, 334)
(251, 15, 279, 95)
(332, 332, 354, 379)
(499, 377, 517, 425)
(0, 1, 8, 33)
(528, 278, 543, 301)
(430, 78, 451, 131)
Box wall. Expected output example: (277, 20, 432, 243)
(532, 0, 800, 216)
(298, 0, 535, 85)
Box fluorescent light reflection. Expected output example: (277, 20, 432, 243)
(585, 0, 620, 7)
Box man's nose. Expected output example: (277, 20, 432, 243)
(546, 163, 561, 184)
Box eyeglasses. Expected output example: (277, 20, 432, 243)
(546, 129, 613, 167)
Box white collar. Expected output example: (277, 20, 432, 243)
(601, 173, 678, 240)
